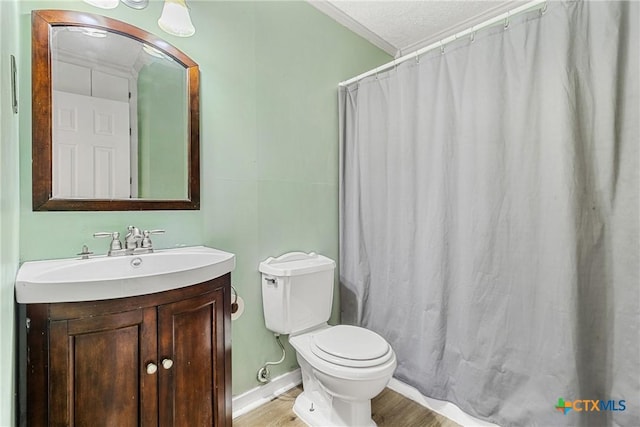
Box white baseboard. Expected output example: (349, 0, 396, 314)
(387, 378, 500, 427)
(231, 370, 499, 427)
(232, 369, 302, 419)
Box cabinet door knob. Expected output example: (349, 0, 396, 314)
(146, 362, 158, 375)
(162, 358, 174, 370)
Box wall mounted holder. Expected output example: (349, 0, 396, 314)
(11, 55, 18, 114)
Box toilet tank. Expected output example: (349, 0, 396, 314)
(259, 252, 336, 335)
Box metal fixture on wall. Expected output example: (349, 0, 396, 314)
(121, 0, 149, 10)
(11, 55, 18, 114)
(82, 0, 195, 37)
(82, 0, 119, 9)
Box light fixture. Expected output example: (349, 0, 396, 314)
(82, 28, 108, 38)
(158, 0, 195, 37)
(82, 0, 119, 9)
(66, 27, 109, 38)
(143, 44, 169, 59)
(83, 0, 196, 38)
(121, 0, 149, 10)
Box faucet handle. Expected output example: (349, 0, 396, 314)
(141, 229, 165, 249)
(76, 245, 93, 260)
(93, 231, 123, 251)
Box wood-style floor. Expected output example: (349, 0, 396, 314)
(233, 386, 461, 427)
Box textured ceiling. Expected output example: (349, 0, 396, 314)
(310, 0, 519, 57)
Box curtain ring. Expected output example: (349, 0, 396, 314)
(440, 41, 445, 54)
(540, 2, 548, 15)
(469, 27, 475, 43)
(504, 12, 510, 29)
(415, 51, 420, 64)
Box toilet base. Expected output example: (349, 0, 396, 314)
(293, 390, 377, 427)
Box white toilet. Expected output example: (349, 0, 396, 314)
(259, 252, 396, 427)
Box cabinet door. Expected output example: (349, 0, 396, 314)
(157, 289, 227, 426)
(49, 307, 158, 426)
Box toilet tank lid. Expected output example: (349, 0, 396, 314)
(259, 252, 335, 277)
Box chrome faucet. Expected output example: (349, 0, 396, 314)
(125, 225, 143, 249)
(95, 226, 164, 256)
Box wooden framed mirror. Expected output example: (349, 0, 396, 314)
(32, 10, 200, 211)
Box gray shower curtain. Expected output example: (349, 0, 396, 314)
(339, 2, 638, 426)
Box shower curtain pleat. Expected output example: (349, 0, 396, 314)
(339, 2, 639, 426)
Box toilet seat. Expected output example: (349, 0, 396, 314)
(311, 325, 393, 368)
(291, 326, 397, 381)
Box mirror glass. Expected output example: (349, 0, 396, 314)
(32, 10, 200, 211)
(51, 27, 188, 200)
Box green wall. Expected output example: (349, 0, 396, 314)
(17, 0, 390, 400)
(0, 0, 20, 425)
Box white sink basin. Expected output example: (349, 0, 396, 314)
(15, 246, 235, 303)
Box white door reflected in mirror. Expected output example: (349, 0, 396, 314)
(53, 90, 131, 198)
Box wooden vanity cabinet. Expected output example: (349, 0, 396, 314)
(24, 274, 231, 426)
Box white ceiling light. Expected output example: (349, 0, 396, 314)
(158, 0, 195, 38)
(82, 28, 108, 38)
(143, 44, 168, 59)
(82, 0, 119, 9)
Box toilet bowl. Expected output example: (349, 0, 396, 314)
(259, 252, 396, 427)
(290, 325, 396, 427)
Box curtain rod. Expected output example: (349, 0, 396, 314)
(339, 0, 547, 87)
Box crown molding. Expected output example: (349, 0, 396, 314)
(307, 0, 398, 57)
